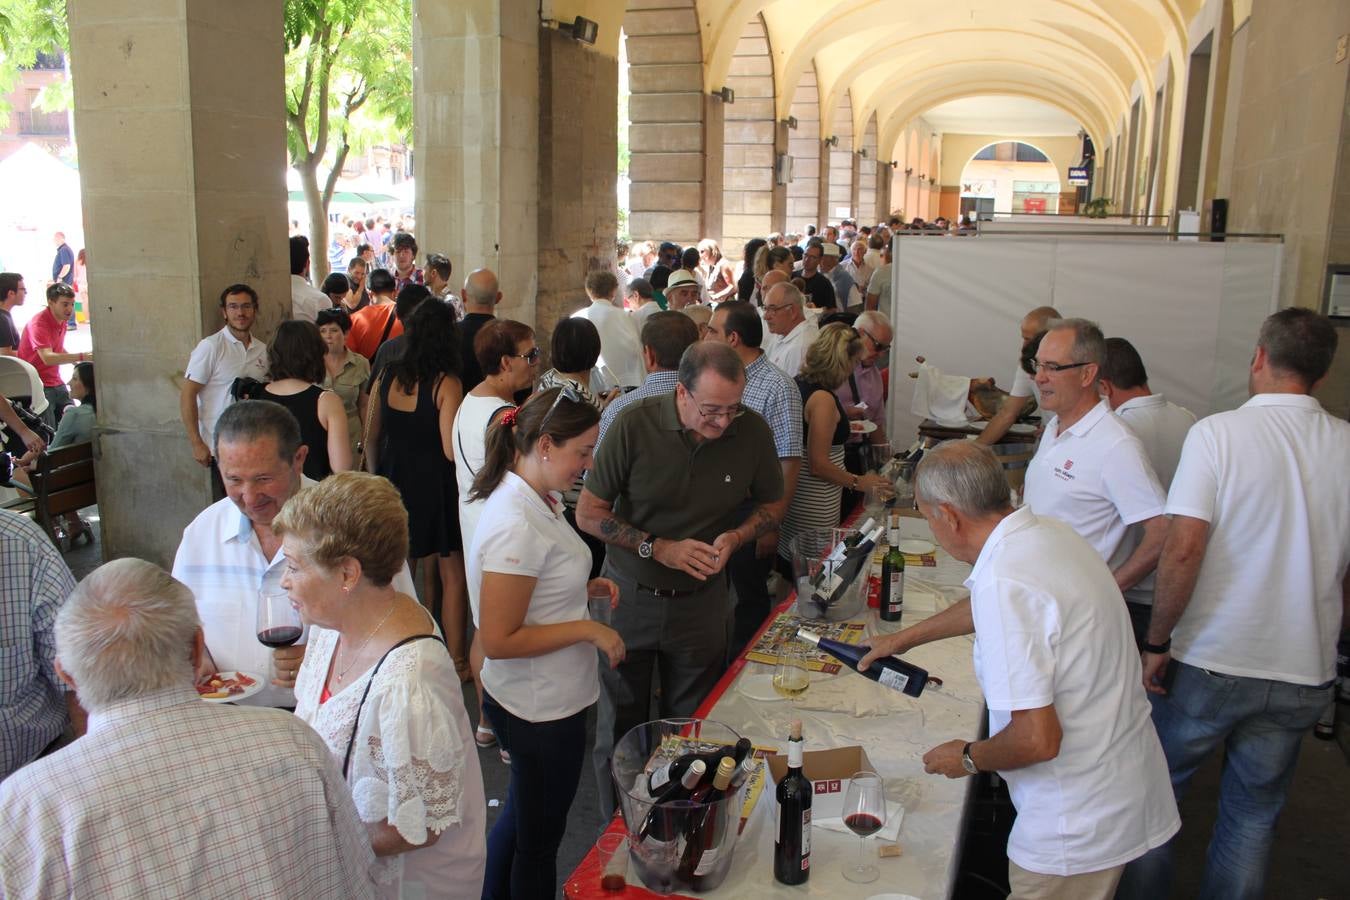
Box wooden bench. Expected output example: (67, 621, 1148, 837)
(4, 442, 97, 549)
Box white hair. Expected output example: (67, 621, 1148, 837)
(55, 559, 201, 711)
(854, 310, 892, 333)
(914, 440, 1011, 517)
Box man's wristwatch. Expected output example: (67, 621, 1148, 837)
(1141, 637, 1172, 654)
(638, 533, 656, 559)
(961, 742, 980, 775)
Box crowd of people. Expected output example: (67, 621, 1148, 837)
(0, 213, 1346, 900)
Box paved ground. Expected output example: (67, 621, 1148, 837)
(65, 514, 1350, 899)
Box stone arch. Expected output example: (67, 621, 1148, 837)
(623, 0, 712, 245)
(957, 139, 1064, 215)
(721, 14, 776, 254)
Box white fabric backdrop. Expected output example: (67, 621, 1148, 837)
(886, 237, 1282, 440)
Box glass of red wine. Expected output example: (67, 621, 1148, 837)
(256, 590, 303, 650)
(841, 770, 885, 883)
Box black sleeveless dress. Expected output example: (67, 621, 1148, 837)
(377, 374, 462, 557)
(261, 384, 331, 480)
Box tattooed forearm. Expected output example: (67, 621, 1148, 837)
(743, 505, 779, 540)
(598, 515, 647, 551)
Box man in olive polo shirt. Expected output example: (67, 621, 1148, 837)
(579, 341, 784, 813)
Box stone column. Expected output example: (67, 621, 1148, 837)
(414, 0, 539, 322)
(67, 0, 290, 566)
(849, 151, 862, 220)
(816, 139, 832, 227)
(702, 95, 725, 243)
(876, 164, 892, 223)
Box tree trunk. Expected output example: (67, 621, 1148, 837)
(299, 162, 330, 283)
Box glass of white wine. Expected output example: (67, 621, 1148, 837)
(772, 638, 810, 699)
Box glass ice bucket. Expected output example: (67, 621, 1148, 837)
(790, 527, 867, 621)
(611, 718, 748, 894)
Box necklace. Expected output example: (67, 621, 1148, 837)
(334, 601, 397, 683)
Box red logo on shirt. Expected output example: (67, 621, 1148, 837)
(1063, 459, 1074, 470)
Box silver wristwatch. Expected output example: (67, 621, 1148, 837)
(961, 742, 979, 775)
(638, 533, 656, 559)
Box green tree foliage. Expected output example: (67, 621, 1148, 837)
(285, 0, 412, 280)
(0, 0, 70, 127)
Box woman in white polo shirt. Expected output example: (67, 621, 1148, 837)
(466, 386, 626, 900)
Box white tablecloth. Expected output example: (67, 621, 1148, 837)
(691, 515, 983, 899)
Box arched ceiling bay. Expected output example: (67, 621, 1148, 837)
(694, 0, 1199, 160)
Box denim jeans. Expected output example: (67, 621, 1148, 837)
(480, 692, 589, 900)
(1116, 661, 1332, 900)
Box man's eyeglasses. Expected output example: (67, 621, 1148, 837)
(762, 302, 793, 314)
(688, 390, 745, 422)
(1033, 360, 1091, 374)
(540, 384, 586, 431)
(224, 302, 256, 313)
(858, 327, 890, 352)
(514, 346, 542, 365)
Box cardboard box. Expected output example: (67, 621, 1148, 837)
(764, 745, 876, 820)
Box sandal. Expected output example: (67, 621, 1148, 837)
(474, 724, 498, 750)
(500, 748, 511, 765)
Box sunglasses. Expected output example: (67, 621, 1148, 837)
(514, 346, 542, 365)
(540, 384, 586, 431)
(858, 327, 890, 352)
(1033, 360, 1091, 374)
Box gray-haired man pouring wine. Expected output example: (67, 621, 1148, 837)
(857, 440, 1178, 899)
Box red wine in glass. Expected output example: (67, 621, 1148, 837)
(258, 625, 303, 648)
(843, 812, 883, 837)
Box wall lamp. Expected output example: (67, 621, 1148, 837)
(716, 86, 735, 103)
(544, 15, 599, 44)
(784, 115, 798, 129)
(888, 160, 898, 169)
(825, 135, 839, 147)
(859, 148, 868, 158)
(905, 167, 914, 175)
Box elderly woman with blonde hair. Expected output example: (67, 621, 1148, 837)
(696, 238, 737, 303)
(778, 323, 893, 562)
(276, 471, 487, 899)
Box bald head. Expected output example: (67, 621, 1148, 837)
(761, 269, 789, 291)
(463, 269, 501, 311)
(1021, 306, 1061, 341)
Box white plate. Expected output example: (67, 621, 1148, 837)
(895, 539, 936, 556)
(850, 419, 878, 434)
(865, 895, 921, 900)
(197, 671, 265, 703)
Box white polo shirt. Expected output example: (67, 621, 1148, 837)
(184, 327, 269, 446)
(573, 299, 646, 388)
(1024, 400, 1166, 570)
(1115, 393, 1195, 489)
(966, 507, 1179, 876)
(1165, 393, 1350, 685)
(763, 317, 818, 379)
(172, 483, 417, 708)
(468, 471, 599, 722)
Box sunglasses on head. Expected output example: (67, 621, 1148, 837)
(539, 383, 586, 431)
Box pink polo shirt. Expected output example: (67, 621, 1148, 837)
(17, 309, 67, 387)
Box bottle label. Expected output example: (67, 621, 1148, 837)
(787, 741, 803, 769)
(693, 846, 720, 876)
(649, 764, 671, 791)
(886, 572, 903, 611)
(802, 808, 811, 863)
(878, 667, 910, 692)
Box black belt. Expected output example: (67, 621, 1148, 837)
(636, 581, 702, 598)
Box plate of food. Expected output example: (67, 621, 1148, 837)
(196, 671, 264, 703)
(895, 539, 936, 556)
(849, 419, 877, 435)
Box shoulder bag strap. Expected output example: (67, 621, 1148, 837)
(360, 372, 384, 473)
(376, 305, 398, 349)
(848, 373, 861, 405)
(457, 403, 514, 480)
(341, 632, 447, 780)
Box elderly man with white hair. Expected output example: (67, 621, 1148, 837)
(859, 441, 1179, 900)
(0, 558, 376, 899)
(761, 282, 817, 377)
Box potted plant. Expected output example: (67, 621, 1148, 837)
(1084, 197, 1112, 218)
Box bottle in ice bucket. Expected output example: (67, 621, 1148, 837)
(645, 737, 751, 795)
(796, 628, 930, 698)
(636, 760, 706, 853)
(879, 515, 905, 623)
(810, 524, 885, 612)
(677, 757, 737, 887)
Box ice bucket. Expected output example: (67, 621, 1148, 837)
(611, 718, 747, 894)
(790, 527, 867, 621)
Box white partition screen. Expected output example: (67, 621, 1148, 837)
(887, 237, 1282, 439)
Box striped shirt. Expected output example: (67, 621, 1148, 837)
(596, 369, 680, 449)
(0, 510, 74, 782)
(0, 686, 376, 898)
(742, 353, 804, 459)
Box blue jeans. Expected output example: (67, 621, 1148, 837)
(481, 692, 588, 900)
(1117, 661, 1332, 900)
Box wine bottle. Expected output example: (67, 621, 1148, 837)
(842, 518, 875, 549)
(796, 628, 929, 698)
(646, 737, 751, 795)
(879, 518, 905, 623)
(773, 720, 811, 885)
(636, 760, 706, 851)
(678, 757, 737, 885)
(810, 518, 875, 593)
(810, 524, 885, 610)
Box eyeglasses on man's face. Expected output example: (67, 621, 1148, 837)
(1033, 360, 1091, 374)
(687, 390, 745, 422)
(762, 302, 793, 314)
(858, 327, 890, 353)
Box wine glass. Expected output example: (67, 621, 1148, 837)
(256, 590, 303, 650)
(772, 638, 810, 699)
(841, 770, 886, 883)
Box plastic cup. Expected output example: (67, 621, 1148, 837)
(596, 832, 630, 892)
(588, 584, 614, 625)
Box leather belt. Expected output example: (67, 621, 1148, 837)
(636, 582, 702, 598)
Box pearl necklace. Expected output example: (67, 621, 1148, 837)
(334, 602, 397, 682)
